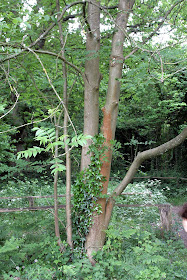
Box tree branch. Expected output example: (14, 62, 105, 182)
(83, 2, 91, 32)
(101, 5, 118, 10)
(113, 126, 187, 196)
(18, 62, 54, 107)
(0, 1, 85, 63)
(63, 13, 82, 22)
(0, 42, 84, 76)
(35, 50, 84, 77)
(124, 0, 186, 60)
(0, 65, 20, 120)
(0, 104, 61, 135)
(26, 47, 77, 137)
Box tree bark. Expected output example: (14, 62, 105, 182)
(85, 0, 135, 262)
(81, 0, 101, 170)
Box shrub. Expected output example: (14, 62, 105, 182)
(62, 225, 187, 280)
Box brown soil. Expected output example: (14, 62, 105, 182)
(171, 206, 187, 248)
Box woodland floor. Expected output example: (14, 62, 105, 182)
(171, 206, 187, 248)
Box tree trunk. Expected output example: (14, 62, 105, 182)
(85, 0, 135, 262)
(85, 126, 187, 263)
(81, 0, 101, 170)
(80, 0, 186, 263)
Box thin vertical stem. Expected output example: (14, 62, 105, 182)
(56, 0, 73, 248)
(54, 115, 64, 251)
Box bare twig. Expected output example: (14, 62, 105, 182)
(26, 47, 77, 137)
(35, 50, 83, 77)
(0, 1, 85, 64)
(0, 104, 61, 134)
(0, 66, 20, 120)
(158, 52, 164, 82)
(124, 0, 186, 60)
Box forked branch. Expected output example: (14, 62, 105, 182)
(113, 126, 187, 196)
(104, 126, 187, 226)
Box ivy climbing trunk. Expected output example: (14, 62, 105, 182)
(84, 0, 135, 262)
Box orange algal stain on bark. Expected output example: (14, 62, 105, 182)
(100, 107, 113, 195)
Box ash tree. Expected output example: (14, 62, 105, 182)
(0, 0, 187, 263)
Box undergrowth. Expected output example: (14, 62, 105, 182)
(0, 178, 187, 279)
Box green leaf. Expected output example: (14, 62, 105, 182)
(32, 149, 37, 157)
(25, 22, 32, 29)
(44, 15, 50, 21)
(57, 165, 66, 171)
(24, 151, 29, 159)
(51, 141, 65, 147)
(51, 15, 58, 25)
(12, 17, 22, 25)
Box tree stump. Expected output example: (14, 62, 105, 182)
(159, 204, 172, 232)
